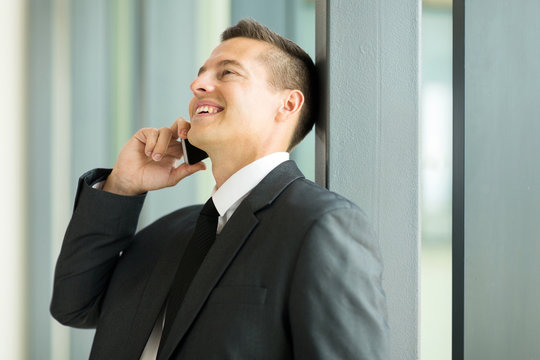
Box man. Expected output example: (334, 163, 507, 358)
(51, 19, 389, 359)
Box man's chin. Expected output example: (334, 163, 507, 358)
(187, 132, 210, 151)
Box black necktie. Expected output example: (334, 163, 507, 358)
(158, 198, 219, 353)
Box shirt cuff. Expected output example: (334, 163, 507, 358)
(92, 180, 105, 190)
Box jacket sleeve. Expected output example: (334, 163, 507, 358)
(288, 205, 390, 360)
(50, 169, 146, 328)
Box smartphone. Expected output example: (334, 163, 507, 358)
(181, 138, 208, 165)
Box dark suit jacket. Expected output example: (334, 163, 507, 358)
(51, 161, 389, 359)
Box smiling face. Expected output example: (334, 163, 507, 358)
(187, 37, 291, 163)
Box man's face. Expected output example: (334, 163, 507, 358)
(188, 37, 285, 157)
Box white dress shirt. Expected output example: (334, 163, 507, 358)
(140, 152, 290, 359)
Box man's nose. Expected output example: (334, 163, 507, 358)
(190, 73, 215, 95)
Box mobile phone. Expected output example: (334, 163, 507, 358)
(181, 138, 208, 165)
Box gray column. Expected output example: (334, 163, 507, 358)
(317, 1, 420, 358)
(462, 1, 540, 359)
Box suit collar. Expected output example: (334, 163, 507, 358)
(244, 160, 304, 213)
(211, 152, 290, 217)
(157, 160, 303, 359)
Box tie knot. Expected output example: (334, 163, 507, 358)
(200, 197, 219, 218)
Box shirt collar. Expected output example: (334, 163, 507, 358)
(211, 152, 290, 217)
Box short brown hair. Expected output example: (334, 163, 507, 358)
(221, 18, 318, 150)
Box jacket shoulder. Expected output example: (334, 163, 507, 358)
(281, 177, 367, 218)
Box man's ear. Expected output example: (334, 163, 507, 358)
(276, 89, 304, 122)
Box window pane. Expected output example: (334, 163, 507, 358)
(421, 1, 453, 359)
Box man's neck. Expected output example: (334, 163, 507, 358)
(210, 149, 285, 189)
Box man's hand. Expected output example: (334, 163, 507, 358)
(103, 118, 207, 196)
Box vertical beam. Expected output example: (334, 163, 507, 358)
(452, 1, 465, 359)
(315, 0, 327, 187)
(316, 0, 420, 358)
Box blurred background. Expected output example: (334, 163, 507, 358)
(0, 0, 451, 359)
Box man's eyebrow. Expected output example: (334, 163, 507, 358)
(197, 59, 247, 76)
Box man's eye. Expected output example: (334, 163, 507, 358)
(221, 70, 234, 76)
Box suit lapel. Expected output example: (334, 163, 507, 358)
(124, 215, 198, 359)
(158, 160, 304, 359)
(124, 246, 180, 358)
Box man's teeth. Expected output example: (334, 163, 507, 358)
(196, 106, 221, 114)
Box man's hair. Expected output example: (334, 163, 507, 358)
(221, 18, 318, 150)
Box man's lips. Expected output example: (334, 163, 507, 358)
(194, 100, 224, 116)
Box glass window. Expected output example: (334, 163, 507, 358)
(420, 1, 453, 359)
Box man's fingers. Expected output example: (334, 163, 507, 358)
(151, 127, 173, 161)
(134, 121, 187, 161)
(135, 127, 160, 157)
(170, 117, 191, 139)
(166, 140, 184, 158)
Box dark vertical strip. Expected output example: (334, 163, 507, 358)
(452, 0, 465, 359)
(315, 0, 328, 188)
